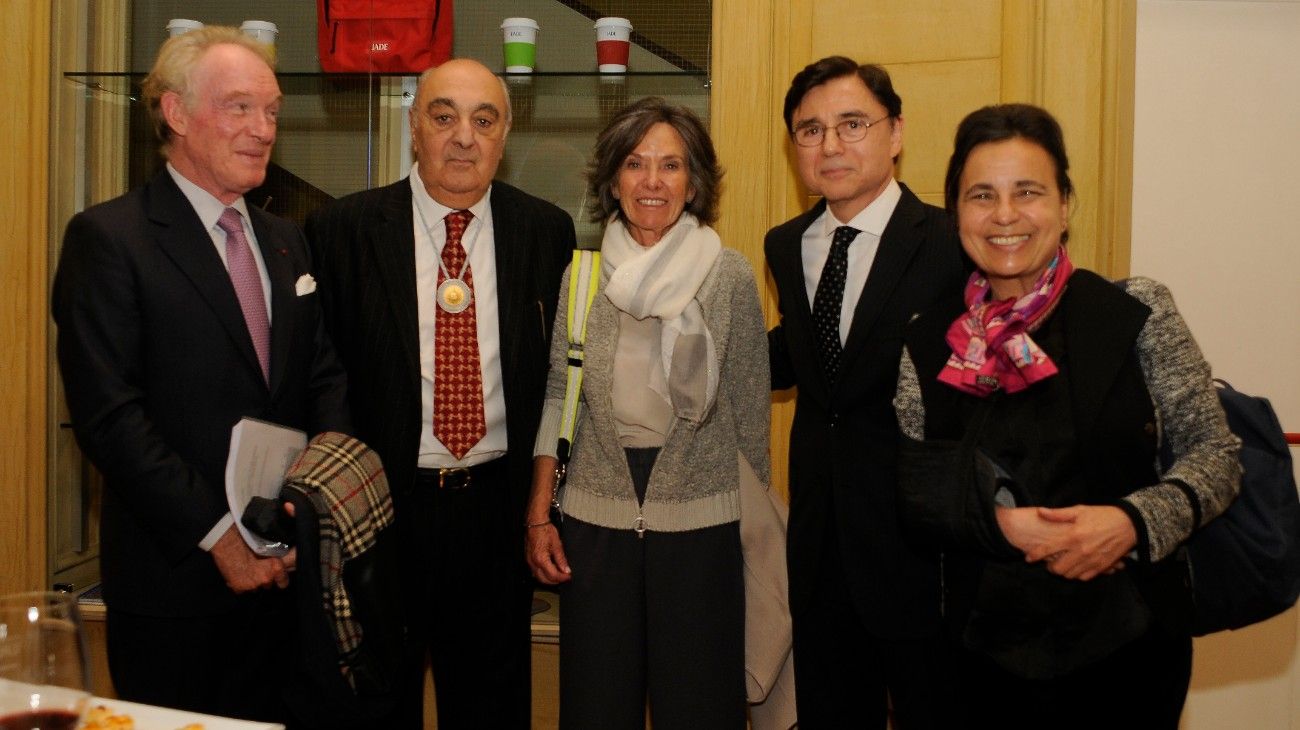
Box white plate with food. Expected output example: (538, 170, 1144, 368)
(82, 699, 284, 730)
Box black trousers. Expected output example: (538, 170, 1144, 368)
(558, 448, 745, 730)
(106, 593, 291, 724)
(952, 628, 1192, 729)
(791, 527, 955, 730)
(393, 458, 534, 729)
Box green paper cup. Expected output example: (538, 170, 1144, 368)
(501, 18, 539, 73)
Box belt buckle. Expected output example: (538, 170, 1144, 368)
(439, 467, 472, 489)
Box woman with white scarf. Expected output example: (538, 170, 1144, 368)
(526, 97, 770, 729)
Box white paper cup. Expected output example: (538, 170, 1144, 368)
(240, 20, 279, 46)
(501, 18, 540, 73)
(594, 17, 633, 73)
(165, 18, 204, 37)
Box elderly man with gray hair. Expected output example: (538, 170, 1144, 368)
(306, 58, 576, 728)
(53, 26, 350, 722)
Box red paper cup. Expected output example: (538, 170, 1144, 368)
(594, 17, 632, 73)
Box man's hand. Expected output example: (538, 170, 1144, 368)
(281, 546, 297, 573)
(210, 526, 290, 592)
(281, 501, 297, 572)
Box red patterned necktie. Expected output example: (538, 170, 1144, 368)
(433, 209, 487, 459)
(217, 207, 270, 384)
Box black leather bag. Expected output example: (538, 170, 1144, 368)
(896, 398, 1021, 559)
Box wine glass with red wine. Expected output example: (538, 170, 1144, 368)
(0, 592, 90, 730)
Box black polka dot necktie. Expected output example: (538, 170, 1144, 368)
(811, 226, 859, 381)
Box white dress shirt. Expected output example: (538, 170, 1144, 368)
(167, 164, 272, 322)
(410, 163, 508, 468)
(800, 178, 903, 346)
(167, 163, 272, 551)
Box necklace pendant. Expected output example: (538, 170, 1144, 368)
(437, 278, 472, 313)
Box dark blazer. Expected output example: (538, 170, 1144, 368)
(906, 270, 1160, 486)
(53, 170, 351, 617)
(766, 182, 966, 637)
(304, 179, 575, 517)
(903, 270, 1193, 675)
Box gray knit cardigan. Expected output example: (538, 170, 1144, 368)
(894, 276, 1241, 561)
(534, 247, 771, 532)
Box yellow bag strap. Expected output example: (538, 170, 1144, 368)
(557, 249, 600, 463)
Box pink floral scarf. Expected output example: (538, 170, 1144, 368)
(937, 246, 1074, 396)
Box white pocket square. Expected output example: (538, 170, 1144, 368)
(295, 274, 317, 296)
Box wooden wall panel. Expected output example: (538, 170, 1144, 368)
(1, 0, 51, 594)
(711, 0, 781, 275)
(1041, 0, 1107, 273)
(999, 0, 1136, 277)
(812, 0, 1002, 64)
(1096, 0, 1136, 278)
(1000, 0, 1041, 102)
(889, 58, 1002, 198)
(712, 0, 795, 497)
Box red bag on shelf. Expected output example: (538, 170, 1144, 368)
(317, 0, 453, 73)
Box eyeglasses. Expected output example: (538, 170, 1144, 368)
(792, 115, 892, 147)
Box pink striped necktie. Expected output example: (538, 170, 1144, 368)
(217, 207, 271, 384)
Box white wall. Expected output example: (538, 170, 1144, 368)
(1132, 2, 1300, 728)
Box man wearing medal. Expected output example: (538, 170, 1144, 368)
(305, 58, 576, 728)
(440, 278, 467, 311)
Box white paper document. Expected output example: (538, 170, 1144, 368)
(225, 417, 307, 557)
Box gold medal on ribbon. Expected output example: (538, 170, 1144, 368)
(437, 278, 472, 313)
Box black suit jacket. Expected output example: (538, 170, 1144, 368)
(904, 270, 1194, 664)
(767, 183, 966, 637)
(53, 170, 351, 617)
(304, 179, 575, 523)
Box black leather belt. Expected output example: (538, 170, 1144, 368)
(416, 458, 504, 490)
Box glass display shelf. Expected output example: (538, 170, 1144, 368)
(63, 71, 709, 93)
(59, 70, 709, 237)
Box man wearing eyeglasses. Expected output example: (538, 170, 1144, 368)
(305, 58, 575, 728)
(765, 56, 966, 729)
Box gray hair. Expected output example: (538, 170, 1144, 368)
(141, 26, 277, 153)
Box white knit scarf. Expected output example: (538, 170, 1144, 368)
(601, 213, 721, 424)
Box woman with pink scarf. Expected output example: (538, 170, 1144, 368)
(893, 104, 1239, 729)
